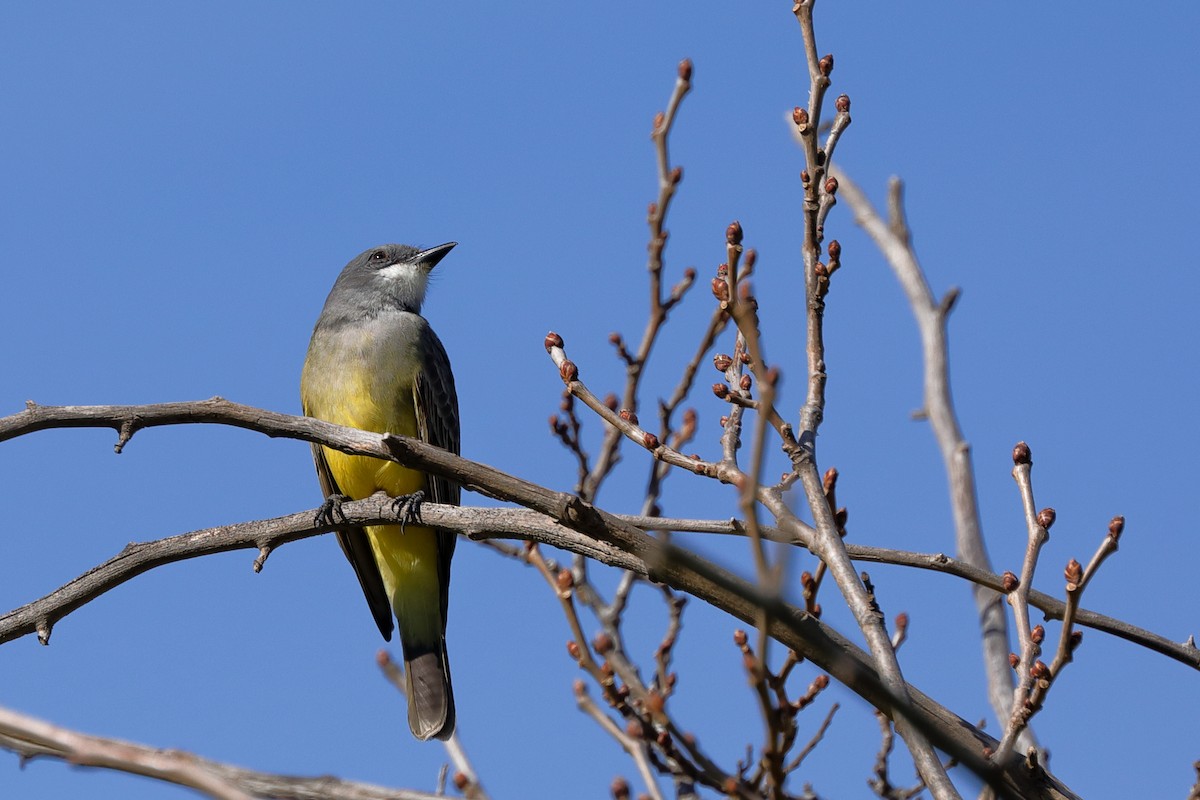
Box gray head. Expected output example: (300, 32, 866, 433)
(317, 242, 456, 327)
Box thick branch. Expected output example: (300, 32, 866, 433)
(0, 704, 439, 800)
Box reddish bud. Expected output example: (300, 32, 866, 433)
(567, 641, 581, 660)
(644, 691, 665, 715)
(823, 467, 838, 492)
(642, 432, 660, 449)
(603, 393, 619, 411)
(1013, 441, 1032, 464)
(739, 374, 752, 391)
(1109, 515, 1125, 540)
(824, 177, 839, 194)
(573, 679, 587, 695)
(812, 674, 829, 690)
(818, 53, 834, 76)
(1008, 653, 1020, 669)
(611, 777, 631, 800)
(1002, 571, 1020, 592)
(683, 266, 696, 281)
(1037, 507, 1056, 530)
(793, 106, 809, 128)
(713, 353, 733, 371)
(828, 240, 842, 259)
(712, 383, 730, 399)
(733, 629, 748, 647)
(835, 93, 850, 113)
(1031, 625, 1045, 644)
(814, 262, 828, 278)
(625, 720, 642, 739)
(559, 360, 578, 383)
(711, 276, 730, 302)
(608, 331, 622, 346)
(670, 166, 683, 184)
(453, 772, 469, 790)
(719, 415, 729, 427)
(619, 408, 639, 426)
(593, 632, 614, 655)
(726, 220, 743, 245)
(800, 169, 811, 184)
(1030, 660, 1050, 680)
(652, 112, 665, 134)
(647, 202, 657, 218)
(678, 58, 693, 81)
(557, 569, 574, 591)
(1064, 558, 1083, 588)
(544, 331, 563, 351)
(1070, 630, 1084, 650)
(744, 249, 757, 270)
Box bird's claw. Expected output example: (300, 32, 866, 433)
(316, 494, 350, 526)
(391, 491, 426, 532)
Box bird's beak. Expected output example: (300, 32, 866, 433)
(415, 242, 457, 271)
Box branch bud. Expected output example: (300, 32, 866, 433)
(603, 393, 619, 411)
(823, 467, 838, 493)
(670, 166, 683, 185)
(713, 353, 733, 371)
(1030, 660, 1050, 680)
(566, 640, 581, 660)
(611, 777, 631, 800)
(642, 432, 660, 449)
(556, 569, 574, 591)
(652, 111, 665, 135)
(793, 106, 809, 130)
(824, 176, 839, 195)
(619, 408, 639, 426)
(835, 93, 851, 113)
(1064, 558, 1083, 590)
(733, 629, 748, 647)
(1037, 507, 1056, 530)
(559, 359, 578, 383)
(712, 383, 730, 399)
(678, 58, 693, 81)
(711, 276, 730, 302)
(726, 220, 743, 245)
(739, 374, 752, 391)
(1109, 515, 1125, 540)
(544, 331, 563, 352)
(593, 632, 614, 655)
(818, 53, 834, 76)
(1031, 625, 1045, 644)
(1012, 441, 1032, 465)
(1002, 571, 1020, 592)
(1009, 652, 1020, 669)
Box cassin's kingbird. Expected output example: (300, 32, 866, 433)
(301, 242, 460, 741)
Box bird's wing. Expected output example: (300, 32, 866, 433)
(307, 419, 395, 641)
(414, 324, 461, 624)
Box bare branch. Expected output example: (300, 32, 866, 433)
(0, 705, 440, 800)
(831, 168, 1027, 749)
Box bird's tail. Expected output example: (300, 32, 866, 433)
(402, 639, 455, 741)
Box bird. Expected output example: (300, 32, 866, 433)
(300, 242, 460, 741)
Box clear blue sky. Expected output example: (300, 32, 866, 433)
(3, 3, 1198, 798)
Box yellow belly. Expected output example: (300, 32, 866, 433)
(302, 350, 442, 644)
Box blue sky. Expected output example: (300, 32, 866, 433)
(2, 3, 1198, 798)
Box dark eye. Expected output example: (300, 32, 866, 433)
(370, 250, 386, 262)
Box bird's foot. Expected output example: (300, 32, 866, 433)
(390, 491, 426, 532)
(316, 494, 350, 526)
